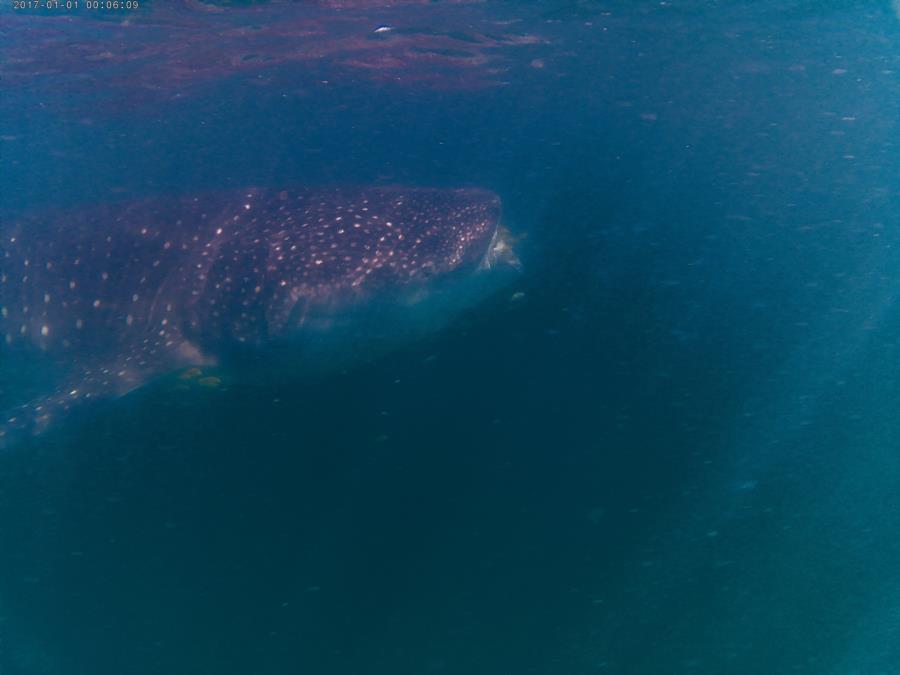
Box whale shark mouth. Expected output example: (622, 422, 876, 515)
(480, 224, 521, 271)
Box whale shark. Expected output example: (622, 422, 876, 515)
(0, 186, 517, 447)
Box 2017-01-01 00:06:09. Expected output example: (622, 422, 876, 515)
(12, 0, 140, 10)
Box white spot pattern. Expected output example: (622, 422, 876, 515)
(0, 186, 501, 444)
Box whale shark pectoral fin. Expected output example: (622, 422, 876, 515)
(0, 358, 158, 450)
(0, 358, 173, 449)
(0, 391, 79, 450)
(0, 338, 213, 449)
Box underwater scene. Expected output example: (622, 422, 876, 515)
(2, 1, 900, 673)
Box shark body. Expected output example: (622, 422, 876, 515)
(0, 186, 509, 446)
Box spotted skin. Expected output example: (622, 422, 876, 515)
(0, 186, 502, 446)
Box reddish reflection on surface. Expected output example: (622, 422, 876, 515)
(1, 0, 546, 108)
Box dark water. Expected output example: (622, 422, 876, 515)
(3, 1, 900, 673)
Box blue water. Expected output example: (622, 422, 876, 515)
(3, 1, 900, 672)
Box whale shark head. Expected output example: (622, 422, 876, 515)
(249, 186, 517, 337)
(285, 186, 502, 286)
(363, 187, 504, 281)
